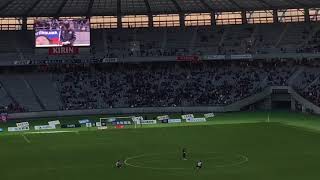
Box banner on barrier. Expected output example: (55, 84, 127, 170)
(79, 119, 90, 124)
(113, 121, 132, 125)
(102, 58, 118, 63)
(61, 124, 81, 128)
(204, 113, 215, 118)
(48, 120, 60, 126)
(230, 54, 253, 60)
(202, 55, 226, 60)
(8, 126, 30, 132)
(181, 114, 194, 119)
(34, 125, 56, 131)
(115, 125, 125, 129)
(96, 122, 102, 127)
(96, 122, 107, 127)
(132, 116, 144, 122)
(186, 118, 207, 123)
(0, 128, 3, 132)
(168, 119, 182, 123)
(140, 120, 157, 125)
(160, 119, 168, 123)
(16, 122, 29, 128)
(107, 118, 116, 123)
(157, 115, 169, 121)
(48, 47, 80, 55)
(86, 123, 92, 128)
(98, 126, 108, 130)
(176, 55, 200, 62)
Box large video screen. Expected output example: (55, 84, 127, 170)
(35, 18, 90, 47)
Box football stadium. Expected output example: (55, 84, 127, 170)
(1, 0, 320, 179)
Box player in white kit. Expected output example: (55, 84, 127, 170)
(196, 160, 203, 170)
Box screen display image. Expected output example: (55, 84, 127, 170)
(35, 18, 90, 47)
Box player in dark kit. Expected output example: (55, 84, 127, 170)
(182, 148, 187, 160)
(60, 21, 76, 46)
(115, 160, 123, 168)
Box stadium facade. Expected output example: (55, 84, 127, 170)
(0, 0, 319, 30)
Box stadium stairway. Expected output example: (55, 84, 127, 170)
(0, 81, 14, 107)
(275, 24, 289, 48)
(303, 76, 320, 91)
(23, 77, 46, 111)
(301, 23, 320, 48)
(290, 66, 320, 91)
(225, 86, 320, 114)
(288, 67, 304, 86)
(24, 74, 62, 111)
(0, 75, 42, 112)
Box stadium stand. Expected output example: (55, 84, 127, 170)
(0, 60, 319, 112)
(0, 0, 319, 114)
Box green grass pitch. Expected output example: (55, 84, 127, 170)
(1, 111, 320, 180)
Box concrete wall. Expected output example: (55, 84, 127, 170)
(8, 106, 226, 120)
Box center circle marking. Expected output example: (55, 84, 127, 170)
(124, 152, 248, 170)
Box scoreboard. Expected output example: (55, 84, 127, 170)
(34, 18, 90, 48)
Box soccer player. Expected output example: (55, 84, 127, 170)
(115, 160, 123, 168)
(182, 148, 187, 160)
(196, 160, 203, 170)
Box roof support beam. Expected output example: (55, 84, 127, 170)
(284, 0, 307, 8)
(199, 0, 214, 11)
(86, 0, 94, 17)
(143, 0, 153, 27)
(227, 0, 242, 10)
(0, 0, 13, 12)
(117, 0, 121, 15)
(170, 0, 184, 27)
(143, 0, 151, 13)
(241, 10, 247, 24)
(256, 0, 273, 9)
(170, 0, 183, 13)
(24, 0, 42, 16)
(55, 0, 68, 18)
(117, 0, 122, 28)
(199, 0, 215, 26)
(304, 8, 310, 22)
(211, 12, 216, 26)
(273, 9, 279, 23)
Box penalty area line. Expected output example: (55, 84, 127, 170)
(22, 134, 31, 144)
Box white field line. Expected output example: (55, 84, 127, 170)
(22, 134, 31, 143)
(124, 152, 249, 170)
(25, 130, 78, 135)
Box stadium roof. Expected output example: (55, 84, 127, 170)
(0, 0, 319, 17)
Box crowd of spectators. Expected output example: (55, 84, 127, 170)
(0, 103, 26, 113)
(1, 59, 320, 112)
(54, 60, 298, 110)
(90, 23, 320, 59)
